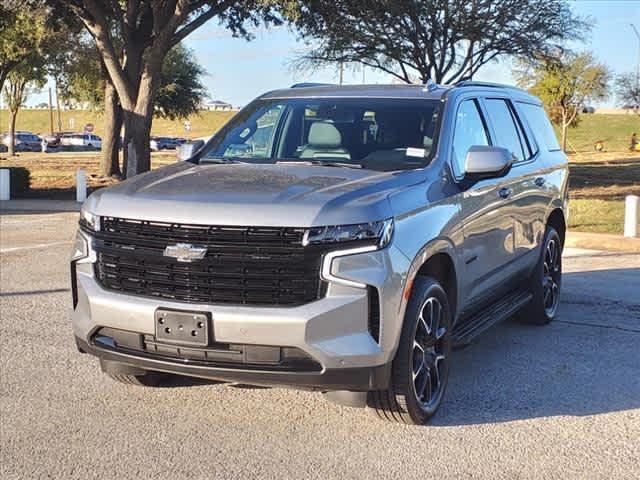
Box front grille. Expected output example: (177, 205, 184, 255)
(92, 217, 329, 306)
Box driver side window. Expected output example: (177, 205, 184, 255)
(452, 100, 490, 177)
(223, 104, 285, 158)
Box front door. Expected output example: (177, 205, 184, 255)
(450, 98, 517, 314)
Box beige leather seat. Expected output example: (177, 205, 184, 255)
(299, 121, 351, 160)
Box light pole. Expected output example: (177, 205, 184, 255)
(632, 24, 640, 90)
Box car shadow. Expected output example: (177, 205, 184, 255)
(430, 267, 640, 426)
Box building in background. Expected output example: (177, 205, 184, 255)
(201, 99, 236, 111)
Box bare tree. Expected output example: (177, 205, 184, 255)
(615, 72, 640, 115)
(293, 0, 587, 84)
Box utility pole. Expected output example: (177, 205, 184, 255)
(48, 88, 54, 135)
(339, 61, 344, 85)
(54, 77, 62, 132)
(631, 24, 640, 90)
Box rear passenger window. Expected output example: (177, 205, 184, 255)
(484, 99, 526, 161)
(452, 100, 490, 176)
(518, 102, 561, 151)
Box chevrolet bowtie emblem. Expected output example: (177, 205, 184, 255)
(163, 243, 208, 262)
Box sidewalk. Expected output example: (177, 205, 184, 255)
(0, 199, 81, 213)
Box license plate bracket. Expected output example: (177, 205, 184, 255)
(155, 309, 210, 346)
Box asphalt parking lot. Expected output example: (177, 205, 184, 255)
(1, 212, 639, 479)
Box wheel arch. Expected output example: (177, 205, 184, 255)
(546, 208, 566, 248)
(400, 239, 460, 326)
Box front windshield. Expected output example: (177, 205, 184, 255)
(200, 97, 441, 172)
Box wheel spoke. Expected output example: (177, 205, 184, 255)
(433, 354, 445, 389)
(414, 367, 429, 399)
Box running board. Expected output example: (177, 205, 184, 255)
(452, 289, 532, 347)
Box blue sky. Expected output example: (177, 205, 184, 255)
(26, 0, 640, 108)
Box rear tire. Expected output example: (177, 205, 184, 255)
(106, 372, 171, 387)
(368, 276, 452, 425)
(518, 226, 562, 325)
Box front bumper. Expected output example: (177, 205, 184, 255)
(71, 232, 410, 391)
(75, 336, 390, 391)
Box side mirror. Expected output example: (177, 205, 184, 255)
(464, 145, 513, 182)
(176, 140, 205, 161)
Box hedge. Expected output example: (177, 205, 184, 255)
(1, 167, 31, 197)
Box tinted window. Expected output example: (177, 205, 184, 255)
(484, 99, 526, 161)
(452, 99, 490, 176)
(518, 102, 561, 151)
(201, 98, 441, 172)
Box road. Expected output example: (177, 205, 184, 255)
(1, 212, 639, 479)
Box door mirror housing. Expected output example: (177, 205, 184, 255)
(463, 145, 513, 182)
(176, 140, 205, 161)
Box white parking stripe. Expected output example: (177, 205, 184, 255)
(0, 241, 71, 253)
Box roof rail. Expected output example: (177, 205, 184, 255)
(455, 80, 524, 92)
(290, 82, 335, 89)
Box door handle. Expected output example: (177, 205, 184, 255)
(499, 187, 512, 199)
(535, 177, 546, 187)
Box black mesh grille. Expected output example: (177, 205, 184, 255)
(92, 217, 328, 306)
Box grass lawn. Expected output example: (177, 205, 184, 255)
(568, 199, 626, 234)
(0, 108, 235, 140)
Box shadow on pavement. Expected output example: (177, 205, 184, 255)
(431, 267, 640, 426)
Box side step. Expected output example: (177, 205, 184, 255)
(452, 289, 532, 347)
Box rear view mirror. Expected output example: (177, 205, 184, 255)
(176, 140, 205, 161)
(464, 145, 513, 182)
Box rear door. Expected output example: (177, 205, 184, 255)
(451, 98, 517, 314)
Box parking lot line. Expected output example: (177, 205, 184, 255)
(0, 241, 71, 253)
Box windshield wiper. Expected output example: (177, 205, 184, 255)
(277, 159, 363, 169)
(201, 156, 244, 164)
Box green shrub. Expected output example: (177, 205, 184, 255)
(1, 167, 31, 197)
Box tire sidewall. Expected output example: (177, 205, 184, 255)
(395, 277, 452, 424)
(532, 227, 562, 323)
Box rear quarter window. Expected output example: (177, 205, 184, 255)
(517, 102, 561, 152)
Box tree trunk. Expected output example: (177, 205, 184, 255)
(561, 123, 568, 152)
(0, 69, 8, 96)
(122, 67, 158, 178)
(8, 109, 17, 156)
(100, 81, 123, 177)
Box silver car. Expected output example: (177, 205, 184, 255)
(71, 82, 568, 425)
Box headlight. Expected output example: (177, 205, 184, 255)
(70, 231, 89, 261)
(79, 208, 100, 232)
(303, 219, 393, 248)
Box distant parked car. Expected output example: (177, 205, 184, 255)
(150, 136, 182, 151)
(43, 131, 76, 148)
(0, 132, 42, 152)
(60, 133, 102, 150)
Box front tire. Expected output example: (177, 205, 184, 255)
(519, 226, 562, 325)
(368, 277, 452, 425)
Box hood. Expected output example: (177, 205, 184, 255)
(85, 162, 424, 227)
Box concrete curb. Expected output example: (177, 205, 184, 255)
(0, 200, 81, 213)
(566, 231, 640, 253)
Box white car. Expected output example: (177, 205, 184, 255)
(60, 133, 102, 150)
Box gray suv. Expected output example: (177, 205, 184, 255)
(71, 82, 568, 425)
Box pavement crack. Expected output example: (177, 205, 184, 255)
(556, 319, 640, 333)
